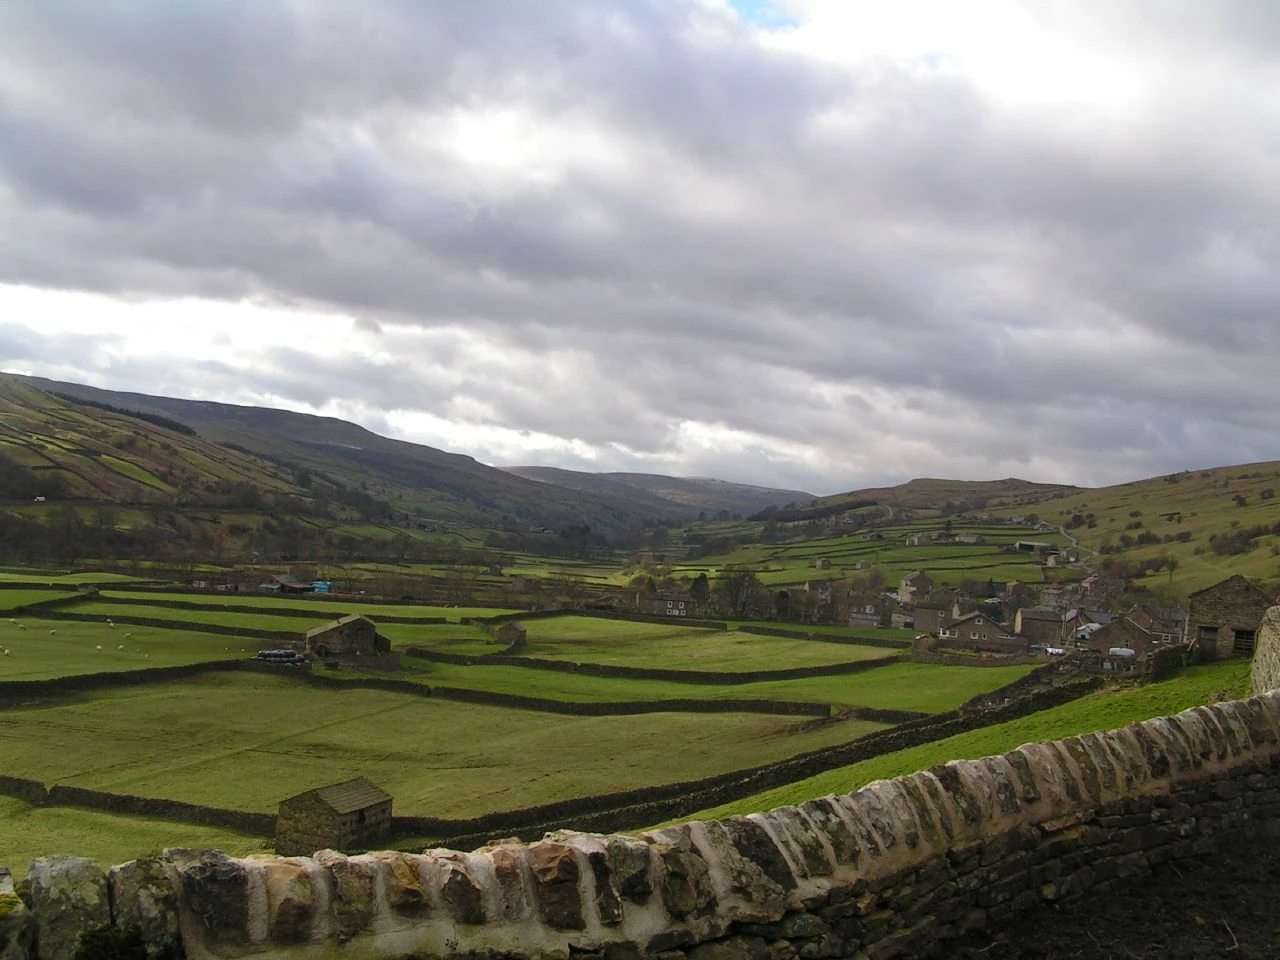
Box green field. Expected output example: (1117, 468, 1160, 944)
(58, 600, 334, 634)
(0, 672, 884, 818)
(0, 572, 157, 585)
(384, 658, 1032, 712)
(0, 619, 250, 679)
(504, 617, 894, 671)
(0, 796, 264, 873)
(0, 589, 72, 612)
(684, 660, 1253, 821)
(100, 590, 520, 621)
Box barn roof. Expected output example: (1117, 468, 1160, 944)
(310, 778, 391, 814)
(304, 614, 371, 639)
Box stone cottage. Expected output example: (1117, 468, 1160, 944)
(1184, 574, 1274, 660)
(275, 778, 393, 856)
(303, 614, 390, 658)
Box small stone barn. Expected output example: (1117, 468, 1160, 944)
(303, 614, 390, 658)
(495, 621, 527, 648)
(275, 778, 392, 856)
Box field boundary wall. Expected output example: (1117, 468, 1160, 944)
(404, 646, 903, 684)
(736, 625, 911, 649)
(85, 594, 449, 624)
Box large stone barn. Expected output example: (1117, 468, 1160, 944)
(303, 614, 390, 658)
(275, 778, 392, 856)
(1184, 574, 1274, 660)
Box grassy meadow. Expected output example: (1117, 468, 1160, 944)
(0, 796, 265, 873)
(388, 658, 1033, 712)
(677, 518, 1070, 589)
(0, 618, 253, 680)
(0, 672, 885, 818)
(683, 659, 1253, 822)
(503, 616, 894, 671)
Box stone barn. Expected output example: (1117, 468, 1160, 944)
(1184, 574, 1274, 660)
(495, 621, 527, 649)
(303, 614, 390, 658)
(275, 778, 392, 856)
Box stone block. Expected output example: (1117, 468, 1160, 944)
(530, 842, 585, 931)
(698, 821, 786, 922)
(315, 850, 378, 942)
(20, 856, 110, 960)
(687, 934, 770, 960)
(108, 857, 182, 958)
(0, 868, 35, 960)
(797, 799, 861, 867)
(656, 845, 716, 920)
(724, 817, 797, 893)
(372, 852, 430, 917)
(259, 858, 315, 944)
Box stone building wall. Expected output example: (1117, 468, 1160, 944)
(1250, 606, 1280, 694)
(1184, 576, 1273, 660)
(8, 692, 1280, 960)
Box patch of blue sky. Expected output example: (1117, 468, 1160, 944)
(727, 0, 798, 31)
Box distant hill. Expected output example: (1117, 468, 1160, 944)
(504, 466, 815, 518)
(758, 477, 1080, 522)
(1, 374, 687, 533)
(990, 462, 1280, 594)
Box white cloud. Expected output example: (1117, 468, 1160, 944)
(0, 0, 1277, 496)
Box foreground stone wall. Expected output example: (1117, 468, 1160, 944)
(1250, 606, 1280, 694)
(7, 691, 1280, 960)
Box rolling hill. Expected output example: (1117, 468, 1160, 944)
(756, 477, 1080, 523)
(991, 462, 1280, 594)
(2, 373, 684, 533)
(503, 466, 815, 518)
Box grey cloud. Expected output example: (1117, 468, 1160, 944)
(0, 0, 1277, 491)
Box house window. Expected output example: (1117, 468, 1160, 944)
(970, 631, 979, 640)
(1197, 626, 1219, 643)
(1234, 629, 1256, 654)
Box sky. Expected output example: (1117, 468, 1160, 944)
(1, 1, 1277, 497)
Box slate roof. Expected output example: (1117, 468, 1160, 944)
(304, 614, 370, 639)
(312, 778, 391, 815)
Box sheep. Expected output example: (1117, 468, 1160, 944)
(117, 644, 124, 651)
(124, 632, 133, 640)
(144, 654, 150, 660)
(49, 629, 56, 636)
(16, 624, 25, 630)
(96, 644, 103, 651)
(107, 622, 115, 629)
(7, 618, 13, 624)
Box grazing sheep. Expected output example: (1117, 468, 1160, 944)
(144, 654, 150, 659)
(124, 632, 132, 639)
(95, 645, 103, 651)
(49, 629, 56, 636)
(16, 624, 25, 630)
(2, 648, 8, 656)
(108, 622, 115, 629)
(117, 644, 124, 651)
(7, 618, 14, 624)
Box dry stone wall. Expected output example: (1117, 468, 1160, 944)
(8, 691, 1280, 960)
(1250, 606, 1280, 695)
